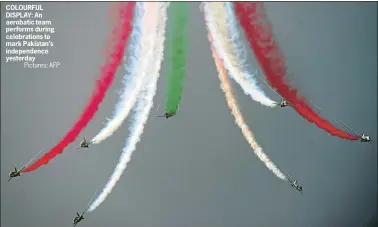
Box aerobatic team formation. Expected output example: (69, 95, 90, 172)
(7, 2, 375, 226)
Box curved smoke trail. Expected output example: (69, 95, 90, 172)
(91, 2, 158, 144)
(203, 2, 278, 108)
(234, 2, 359, 140)
(208, 33, 287, 181)
(88, 3, 168, 211)
(23, 3, 136, 172)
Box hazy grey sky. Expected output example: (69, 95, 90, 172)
(1, 2, 377, 227)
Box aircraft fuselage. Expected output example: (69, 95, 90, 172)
(360, 135, 371, 142)
(73, 216, 83, 226)
(9, 171, 21, 179)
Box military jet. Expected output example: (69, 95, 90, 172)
(73, 191, 97, 227)
(156, 104, 178, 119)
(279, 100, 292, 108)
(288, 178, 303, 194)
(73, 212, 84, 227)
(76, 137, 92, 149)
(360, 133, 373, 144)
(284, 172, 303, 194)
(8, 149, 43, 182)
(158, 112, 176, 119)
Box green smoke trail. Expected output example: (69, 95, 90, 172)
(165, 2, 189, 114)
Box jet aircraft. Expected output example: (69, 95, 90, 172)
(158, 112, 176, 119)
(73, 212, 84, 227)
(76, 137, 92, 149)
(279, 100, 291, 108)
(8, 149, 43, 182)
(360, 133, 373, 144)
(73, 191, 97, 227)
(285, 172, 303, 194)
(288, 178, 303, 194)
(8, 166, 23, 181)
(156, 104, 178, 119)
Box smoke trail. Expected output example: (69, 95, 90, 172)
(23, 3, 137, 173)
(165, 2, 189, 114)
(208, 33, 287, 181)
(203, 2, 278, 108)
(88, 3, 168, 211)
(234, 2, 359, 140)
(91, 2, 158, 144)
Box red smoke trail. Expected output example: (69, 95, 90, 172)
(23, 2, 137, 173)
(234, 2, 358, 140)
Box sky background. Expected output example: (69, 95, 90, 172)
(1, 2, 377, 227)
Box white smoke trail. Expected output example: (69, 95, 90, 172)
(88, 2, 168, 211)
(203, 2, 278, 108)
(208, 34, 287, 181)
(91, 2, 159, 144)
